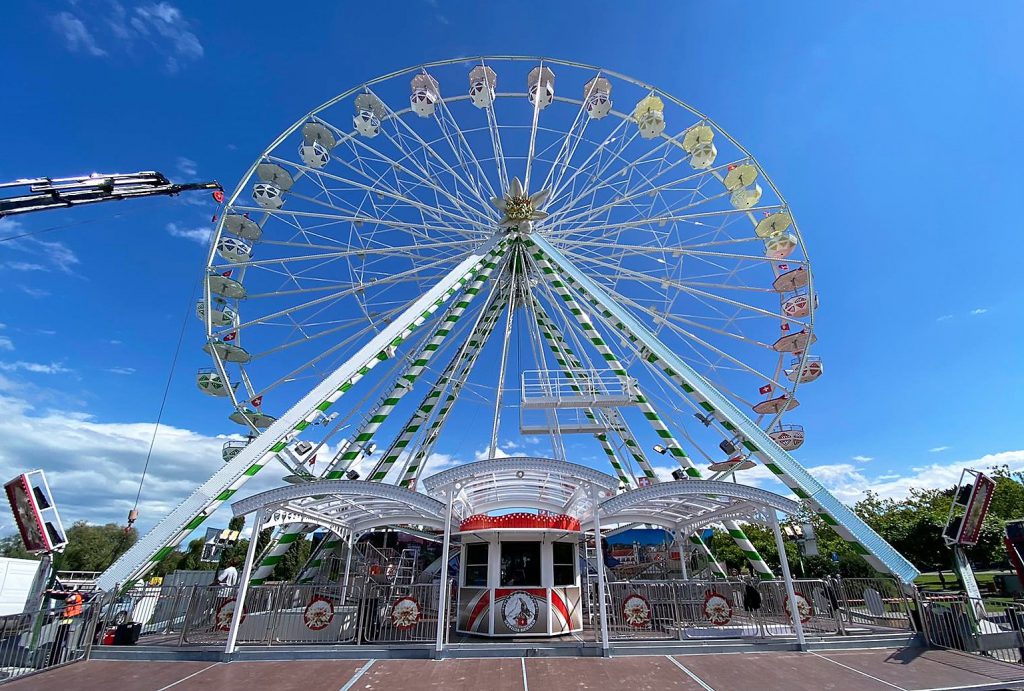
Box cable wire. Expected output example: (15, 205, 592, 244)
(132, 275, 201, 512)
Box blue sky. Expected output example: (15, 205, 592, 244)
(0, 2, 1022, 540)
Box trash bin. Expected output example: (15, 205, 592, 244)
(113, 623, 141, 645)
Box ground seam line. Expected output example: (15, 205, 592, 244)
(809, 651, 906, 690)
(665, 655, 715, 691)
(339, 658, 376, 691)
(521, 657, 529, 691)
(155, 662, 222, 691)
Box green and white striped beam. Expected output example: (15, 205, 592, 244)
(369, 287, 509, 484)
(96, 240, 504, 592)
(529, 235, 918, 583)
(531, 300, 728, 579)
(529, 244, 774, 580)
(397, 288, 512, 487)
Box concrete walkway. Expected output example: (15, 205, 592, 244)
(7, 648, 1024, 691)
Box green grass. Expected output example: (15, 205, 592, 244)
(914, 570, 1009, 592)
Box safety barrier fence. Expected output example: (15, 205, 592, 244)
(0, 599, 103, 685)
(833, 577, 914, 633)
(96, 580, 456, 648)
(359, 581, 453, 644)
(90, 575, 916, 649)
(600, 577, 912, 641)
(919, 592, 1024, 666)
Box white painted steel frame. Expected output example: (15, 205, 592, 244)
(98, 240, 498, 591)
(531, 234, 919, 584)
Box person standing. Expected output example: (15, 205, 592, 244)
(217, 559, 240, 589)
(45, 588, 85, 666)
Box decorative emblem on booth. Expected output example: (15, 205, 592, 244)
(303, 595, 335, 631)
(622, 593, 652, 629)
(501, 591, 540, 633)
(702, 591, 733, 626)
(215, 598, 245, 632)
(784, 592, 813, 624)
(391, 596, 422, 630)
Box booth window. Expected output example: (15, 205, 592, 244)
(500, 541, 541, 587)
(553, 542, 575, 585)
(464, 543, 488, 587)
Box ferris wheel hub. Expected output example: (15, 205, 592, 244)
(493, 177, 551, 232)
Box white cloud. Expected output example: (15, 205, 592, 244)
(851, 455, 873, 463)
(106, 367, 136, 375)
(51, 12, 107, 57)
(1, 219, 80, 275)
(0, 390, 276, 537)
(132, 3, 204, 73)
(929, 446, 950, 453)
(166, 222, 212, 244)
(18, 286, 51, 299)
(799, 450, 1024, 504)
(936, 314, 953, 322)
(176, 157, 197, 177)
(970, 308, 988, 316)
(0, 361, 71, 375)
(52, 3, 204, 74)
(0, 337, 12, 352)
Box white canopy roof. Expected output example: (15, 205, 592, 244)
(422, 456, 619, 520)
(230, 480, 447, 533)
(598, 480, 801, 532)
(230, 460, 800, 535)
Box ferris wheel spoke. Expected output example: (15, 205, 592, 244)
(549, 166, 739, 232)
(556, 251, 798, 326)
(268, 157, 490, 234)
(545, 127, 643, 225)
(544, 117, 630, 210)
(555, 144, 725, 226)
(242, 264, 449, 301)
(313, 112, 494, 224)
(248, 302, 439, 402)
(364, 89, 497, 216)
(604, 286, 776, 352)
(433, 96, 501, 203)
(547, 204, 783, 240)
(537, 74, 598, 197)
(275, 190, 479, 245)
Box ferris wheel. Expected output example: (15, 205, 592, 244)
(99, 57, 918, 592)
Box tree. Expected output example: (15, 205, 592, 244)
(60, 522, 137, 572)
(0, 534, 39, 561)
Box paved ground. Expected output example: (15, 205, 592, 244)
(7, 648, 1024, 690)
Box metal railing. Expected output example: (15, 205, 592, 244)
(360, 581, 451, 644)
(601, 579, 851, 641)
(0, 599, 102, 685)
(833, 577, 914, 633)
(920, 592, 1024, 666)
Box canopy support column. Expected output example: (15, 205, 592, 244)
(434, 488, 455, 658)
(591, 486, 610, 656)
(226, 507, 264, 655)
(769, 509, 805, 649)
(675, 529, 689, 580)
(341, 531, 354, 602)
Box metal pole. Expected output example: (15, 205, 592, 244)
(341, 531, 354, 602)
(434, 488, 455, 657)
(591, 487, 610, 655)
(676, 529, 689, 581)
(225, 508, 264, 655)
(769, 510, 805, 649)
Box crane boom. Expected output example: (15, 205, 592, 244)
(0, 171, 221, 219)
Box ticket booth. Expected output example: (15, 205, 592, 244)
(456, 513, 583, 637)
